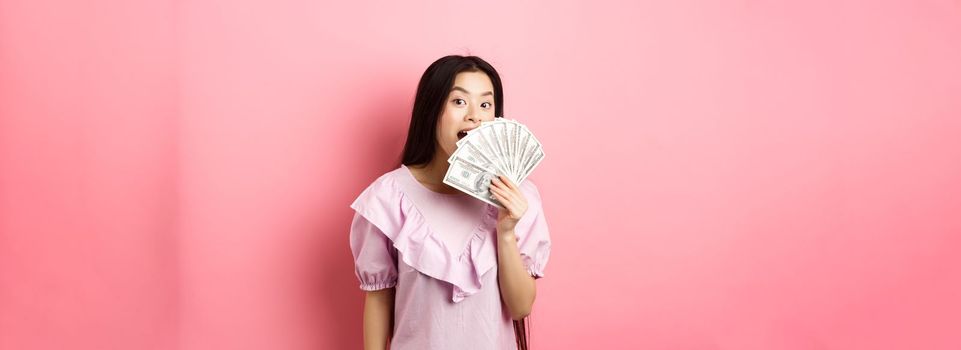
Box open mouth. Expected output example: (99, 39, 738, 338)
(457, 130, 470, 140)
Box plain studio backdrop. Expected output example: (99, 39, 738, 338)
(1, 0, 960, 349)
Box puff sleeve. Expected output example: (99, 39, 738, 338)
(348, 211, 398, 291)
(514, 181, 552, 279)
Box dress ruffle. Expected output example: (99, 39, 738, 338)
(350, 170, 500, 303)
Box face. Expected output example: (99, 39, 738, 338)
(435, 71, 497, 159)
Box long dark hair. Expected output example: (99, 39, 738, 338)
(400, 55, 504, 167)
(399, 55, 531, 349)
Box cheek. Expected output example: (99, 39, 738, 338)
(435, 117, 455, 145)
(442, 107, 460, 120)
(438, 111, 460, 132)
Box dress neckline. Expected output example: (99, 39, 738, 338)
(395, 164, 497, 258)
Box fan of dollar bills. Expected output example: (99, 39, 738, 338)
(442, 118, 545, 208)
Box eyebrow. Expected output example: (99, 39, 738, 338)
(451, 86, 493, 97)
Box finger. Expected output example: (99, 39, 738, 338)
(497, 176, 524, 201)
(492, 190, 517, 214)
(504, 184, 523, 202)
(490, 177, 506, 190)
(490, 189, 509, 208)
(490, 186, 516, 208)
(490, 185, 509, 201)
(499, 175, 519, 191)
(490, 184, 518, 204)
(492, 186, 525, 216)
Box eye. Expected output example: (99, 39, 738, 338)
(453, 98, 466, 106)
(481, 102, 492, 109)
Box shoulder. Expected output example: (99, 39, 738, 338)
(518, 179, 544, 211)
(350, 167, 407, 211)
(518, 179, 541, 196)
(364, 166, 408, 193)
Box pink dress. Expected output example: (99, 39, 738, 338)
(349, 164, 552, 349)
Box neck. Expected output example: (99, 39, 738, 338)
(409, 151, 457, 193)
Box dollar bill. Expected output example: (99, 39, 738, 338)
(442, 157, 503, 208)
(444, 118, 545, 204)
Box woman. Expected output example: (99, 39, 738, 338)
(349, 55, 552, 349)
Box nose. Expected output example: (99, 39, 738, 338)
(465, 108, 479, 123)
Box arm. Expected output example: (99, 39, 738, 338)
(364, 288, 395, 350)
(490, 175, 537, 320)
(497, 231, 537, 320)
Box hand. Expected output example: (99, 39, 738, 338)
(490, 175, 528, 235)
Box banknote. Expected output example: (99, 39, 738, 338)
(446, 118, 545, 204)
(442, 157, 503, 208)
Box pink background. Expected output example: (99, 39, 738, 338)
(2, 0, 960, 349)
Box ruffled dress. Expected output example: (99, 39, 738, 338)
(348, 164, 551, 349)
